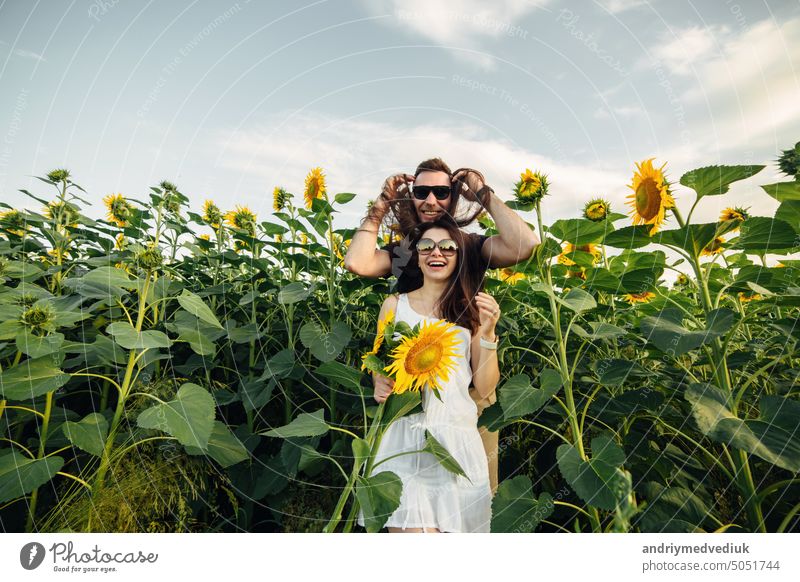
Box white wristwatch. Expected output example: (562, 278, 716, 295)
(479, 335, 498, 350)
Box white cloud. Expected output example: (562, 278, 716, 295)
(676, 18, 800, 156)
(650, 25, 727, 76)
(360, 0, 548, 70)
(209, 111, 629, 227)
(593, 104, 645, 119)
(594, 0, 651, 14)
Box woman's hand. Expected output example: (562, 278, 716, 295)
(474, 291, 500, 337)
(377, 173, 415, 212)
(373, 373, 395, 404)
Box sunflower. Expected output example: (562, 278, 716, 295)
(115, 233, 128, 250)
(47, 168, 70, 182)
(384, 319, 461, 394)
(273, 187, 289, 212)
(275, 234, 283, 243)
(0, 209, 27, 236)
(198, 234, 211, 242)
(300, 233, 309, 245)
(719, 206, 749, 232)
(778, 141, 799, 178)
(738, 291, 762, 302)
(477, 210, 495, 230)
(514, 168, 548, 204)
(700, 236, 725, 256)
(626, 158, 675, 235)
(674, 273, 690, 287)
(202, 200, 223, 228)
(361, 310, 394, 371)
(500, 268, 526, 285)
(304, 167, 327, 209)
(20, 303, 57, 335)
(103, 193, 133, 227)
(624, 291, 656, 304)
(583, 198, 610, 221)
(47, 246, 69, 262)
(44, 200, 80, 228)
(557, 242, 602, 267)
(225, 205, 257, 234)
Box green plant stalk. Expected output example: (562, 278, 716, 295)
(672, 205, 765, 532)
(534, 200, 602, 533)
(325, 211, 338, 426)
(326, 402, 385, 533)
(24, 388, 55, 532)
(88, 271, 153, 518)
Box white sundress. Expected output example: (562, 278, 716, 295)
(356, 293, 493, 533)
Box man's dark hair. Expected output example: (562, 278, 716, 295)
(414, 157, 452, 177)
(385, 158, 484, 237)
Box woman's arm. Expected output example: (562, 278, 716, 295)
(372, 294, 399, 403)
(470, 292, 501, 401)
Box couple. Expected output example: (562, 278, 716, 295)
(345, 158, 538, 533)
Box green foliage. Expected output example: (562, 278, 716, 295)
(2, 154, 799, 534)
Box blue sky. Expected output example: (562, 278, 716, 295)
(1, 0, 798, 230)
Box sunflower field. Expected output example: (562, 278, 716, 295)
(1, 142, 800, 534)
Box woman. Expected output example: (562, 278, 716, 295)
(356, 218, 501, 533)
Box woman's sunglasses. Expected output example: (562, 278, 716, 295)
(412, 185, 451, 200)
(415, 238, 459, 256)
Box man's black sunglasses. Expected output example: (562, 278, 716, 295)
(412, 185, 451, 200)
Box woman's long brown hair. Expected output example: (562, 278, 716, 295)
(408, 218, 483, 334)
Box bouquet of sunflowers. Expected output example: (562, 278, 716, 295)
(359, 309, 462, 401)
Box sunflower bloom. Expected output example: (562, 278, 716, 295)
(304, 167, 327, 209)
(47, 169, 70, 182)
(557, 242, 602, 267)
(514, 168, 548, 204)
(626, 158, 675, 235)
(0, 209, 27, 236)
(738, 291, 762, 302)
(47, 247, 69, 262)
(624, 291, 656, 304)
(583, 198, 610, 222)
(500, 268, 526, 285)
(778, 141, 799, 178)
(273, 187, 289, 212)
(719, 206, 749, 232)
(700, 236, 725, 256)
(225, 205, 257, 234)
(384, 319, 461, 394)
(361, 310, 394, 371)
(44, 200, 80, 228)
(202, 200, 223, 228)
(103, 193, 133, 227)
(674, 273, 690, 287)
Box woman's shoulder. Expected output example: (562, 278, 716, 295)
(381, 293, 400, 312)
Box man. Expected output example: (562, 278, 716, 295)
(344, 157, 538, 495)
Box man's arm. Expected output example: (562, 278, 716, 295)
(344, 174, 413, 278)
(343, 214, 392, 278)
(480, 190, 539, 269)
